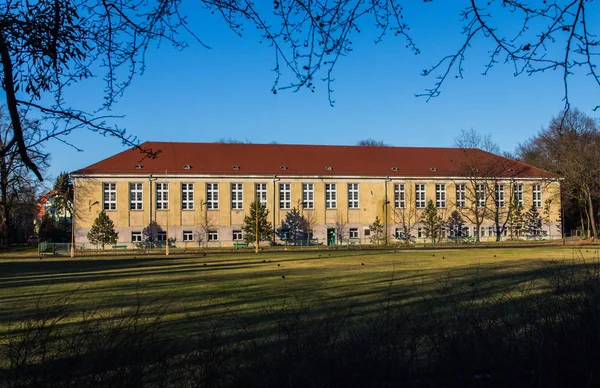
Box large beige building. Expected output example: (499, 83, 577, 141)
(72, 142, 561, 247)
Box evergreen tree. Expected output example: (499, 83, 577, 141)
(52, 172, 73, 237)
(421, 200, 443, 245)
(141, 221, 164, 248)
(87, 211, 118, 249)
(279, 208, 308, 245)
(242, 199, 273, 252)
(507, 196, 525, 239)
(369, 216, 384, 244)
(447, 210, 465, 242)
(524, 204, 543, 238)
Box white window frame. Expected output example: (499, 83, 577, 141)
(157, 231, 167, 242)
(394, 183, 405, 209)
(415, 184, 426, 209)
(256, 183, 268, 207)
(207, 230, 218, 241)
(131, 231, 142, 242)
(456, 183, 466, 208)
(476, 184, 486, 208)
(181, 183, 194, 210)
(302, 183, 314, 209)
(349, 228, 359, 239)
(533, 184, 542, 208)
(495, 184, 505, 208)
(129, 183, 143, 210)
(279, 183, 291, 210)
(348, 183, 359, 209)
(206, 183, 219, 210)
(103, 183, 117, 211)
(183, 230, 194, 242)
(231, 183, 243, 210)
(156, 183, 169, 210)
(514, 184, 523, 206)
(435, 184, 446, 208)
(233, 230, 243, 241)
(325, 183, 337, 209)
(395, 228, 405, 240)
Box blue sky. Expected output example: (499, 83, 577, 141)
(14, 2, 600, 181)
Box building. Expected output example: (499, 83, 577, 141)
(71, 142, 561, 247)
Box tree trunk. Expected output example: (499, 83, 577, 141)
(0, 156, 10, 247)
(588, 191, 598, 239)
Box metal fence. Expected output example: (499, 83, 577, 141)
(38, 242, 72, 255)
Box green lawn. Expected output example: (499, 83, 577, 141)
(1, 245, 598, 339)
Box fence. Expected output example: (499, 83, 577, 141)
(38, 242, 72, 255)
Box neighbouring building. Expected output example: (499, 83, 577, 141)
(71, 142, 562, 248)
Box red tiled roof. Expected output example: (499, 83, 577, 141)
(72, 142, 559, 179)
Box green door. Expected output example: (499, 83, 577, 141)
(327, 229, 336, 246)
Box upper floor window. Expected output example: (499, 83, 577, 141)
(181, 183, 194, 210)
(231, 183, 243, 210)
(302, 183, 314, 209)
(476, 184, 486, 208)
(129, 183, 142, 210)
(394, 183, 405, 209)
(256, 183, 267, 207)
(495, 184, 505, 208)
(514, 184, 523, 206)
(206, 183, 219, 210)
(279, 183, 291, 209)
(156, 183, 169, 210)
(348, 183, 359, 209)
(325, 183, 337, 209)
(533, 184, 542, 208)
(456, 183, 466, 208)
(415, 184, 426, 209)
(103, 183, 117, 210)
(435, 184, 446, 208)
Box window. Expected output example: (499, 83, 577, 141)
(488, 226, 494, 237)
(183, 230, 194, 242)
(348, 183, 359, 209)
(302, 183, 314, 209)
(514, 184, 523, 206)
(326, 183, 337, 209)
(129, 183, 143, 210)
(435, 184, 446, 208)
(349, 228, 359, 239)
(415, 184, 426, 209)
(476, 184, 486, 208)
(208, 230, 218, 241)
(495, 184, 505, 208)
(533, 184, 542, 208)
(279, 183, 291, 209)
(462, 226, 470, 237)
(231, 183, 243, 210)
(417, 227, 423, 238)
(481, 227, 485, 237)
(256, 183, 267, 207)
(103, 183, 117, 210)
(456, 183, 466, 208)
(206, 183, 219, 209)
(182, 183, 194, 210)
(364, 228, 371, 236)
(395, 228, 405, 240)
(131, 231, 142, 242)
(156, 183, 169, 210)
(157, 231, 167, 242)
(394, 184, 405, 208)
(233, 230, 243, 241)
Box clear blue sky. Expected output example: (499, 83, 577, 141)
(13, 2, 600, 181)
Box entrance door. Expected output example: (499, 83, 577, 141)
(327, 228, 336, 246)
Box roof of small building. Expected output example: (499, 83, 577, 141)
(72, 142, 559, 179)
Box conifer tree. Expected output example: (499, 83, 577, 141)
(369, 216, 384, 244)
(280, 207, 308, 245)
(87, 211, 118, 249)
(421, 199, 443, 245)
(242, 199, 273, 252)
(507, 196, 525, 239)
(447, 210, 465, 242)
(524, 204, 543, 238)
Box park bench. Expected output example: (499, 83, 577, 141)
(112, 245, 127, 249)
(233, 242, 249, 249)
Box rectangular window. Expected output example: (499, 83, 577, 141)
(181, 183, 194, 210)
(394, 184, 405, 209)
(156, 183, 169, 210)
(231, 183, 243, 210)
(514, 184, 523, 206)
(495, 184, 505, 208)
(279, 183, 291, 209)
(488, 226, 494, 237)
(417, 227, 423, 238)
(533, 184, 542, 208)
(395, 228, 405, 240)
(131, 231, 142, 242)
(481, 227, 485, 237)
(435, 184, 446, 208)
(456, 183, 466, 208)
(302, 183, 314, 209)
(364, 228, 371, 237)
(129, 183, 143, 210)
(183, 230, 193, 242)
(462, 226, 470, 237)
(208, 230, 218, 241)
(206, 183, 219, 209)
(349, 228, 359, 239)
(256, 183, 268, 207)
(415, 184, 426, 209)
(233, 230, 243, 241)
(348, 183, 359, 209)
(103, 183, 117, 210)
(157, 231, 167, 242)
(476, 184, 486, 208)
(325, 183, 337, 209)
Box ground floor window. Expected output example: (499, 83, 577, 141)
(131, 231, 142, 242)
(395, 228, 405, 240)
(208, 231, 219, 241)
(417, 227, 423, 238)
(349, 228, 359, 239)
(233, 230, 243, 241)
(183, 230, 193, 242)
(157, 231, 166, 242)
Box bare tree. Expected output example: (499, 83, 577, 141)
(303, 210, 318, 244)
(357, 139, 390, 147)
(329, 214, 348, 244)
(195, 202, 216, 248)
(394, 184, 418, 245)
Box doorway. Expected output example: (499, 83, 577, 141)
(327, 228, 336, 246)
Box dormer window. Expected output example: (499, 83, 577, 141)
(508, 168, 516, 172)
(134, 164, 143, 169)
(325, 166, 333, 171)
(232, 165, 240, 170)
(280, 165, 288, 170)
(183, 165, 191, 170)
(430, 167, 437, 172)
(391, 167, 398, 172)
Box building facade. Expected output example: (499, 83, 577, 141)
(72, 142, 562, 247)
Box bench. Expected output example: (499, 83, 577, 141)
(233, 242, 249, 249)
(112, 245, 127, 249)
